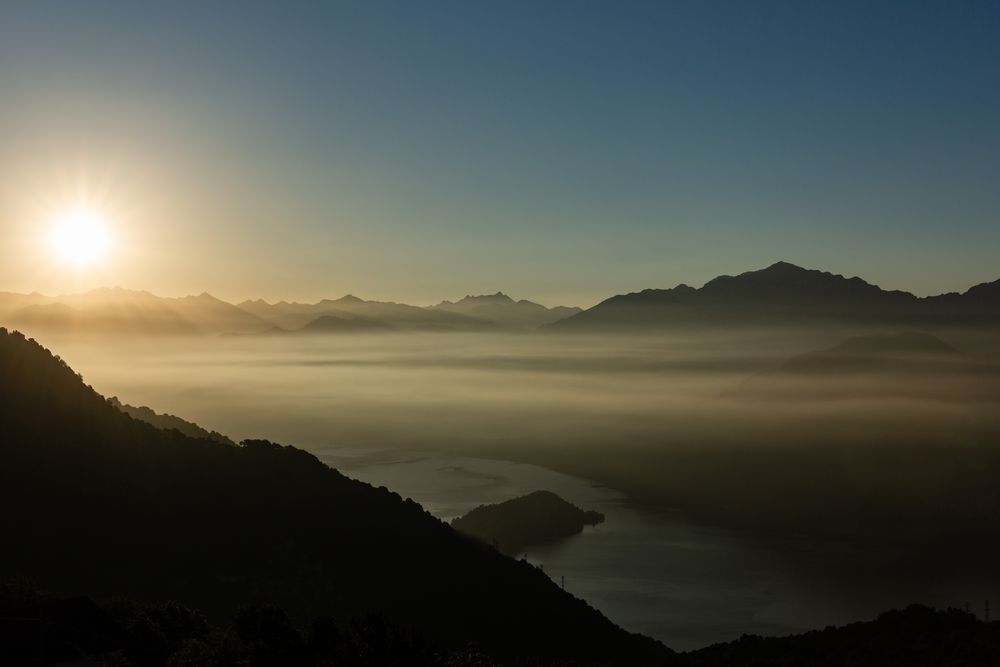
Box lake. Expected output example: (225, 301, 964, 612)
(46, 332, 994, 650)
(316, 449, 857, 650)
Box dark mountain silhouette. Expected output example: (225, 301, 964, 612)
(0, 328, 670, 665)
(431, 293, 582, 329)
(452, 491, 606, 555)
(685, 605, 1000, 666)
(108, 397, 235, 446)
(550, 262, 1000, 331)
(737, 331, 1000, 400)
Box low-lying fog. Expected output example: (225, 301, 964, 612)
(37, 328, 1000, 649)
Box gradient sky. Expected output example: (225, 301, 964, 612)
(2, 1, 999, 306)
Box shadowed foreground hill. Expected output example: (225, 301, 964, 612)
(0, 328, 671, 665)
(108, 396, 236, 446)
(6, 584, 1000, 666)
(685, 605, 1000, 666)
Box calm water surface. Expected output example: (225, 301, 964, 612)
(318, 449, 815, 650)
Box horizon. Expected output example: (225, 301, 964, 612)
(3, 3, 1000, 303)
(4, 259, 997, 309)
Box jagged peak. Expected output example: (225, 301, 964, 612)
(457, 292, 515, 304)
(174, 292, 222, 302)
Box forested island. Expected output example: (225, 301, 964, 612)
(451, 490, 606, 555)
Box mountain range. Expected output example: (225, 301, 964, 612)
(430, 292, 582, 329)
(4, 262, 1000, 337)
(0, 288, 272, 336)
(0, 290, 579, 336)
(550, 262, 1000, 331)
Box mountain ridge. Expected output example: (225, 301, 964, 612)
(0, 326, 671, 665)
(550, 262, 1000, 331)
(6, 263, 1000, 336)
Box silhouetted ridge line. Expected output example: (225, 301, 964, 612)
(685, 604, 1000, 666)
(109, 397, 235, 445)
(430, 293, 581, 329)
(549, 262, 1000, 331)
(0, 327, 672, 665)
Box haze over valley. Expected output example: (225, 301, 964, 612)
(10, 262, 999, 653)
(5, 3, 1000, 664)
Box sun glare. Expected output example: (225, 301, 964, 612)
(48, 208, 113, 267)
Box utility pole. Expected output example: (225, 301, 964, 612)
(561, 575, 565, 589)
(986, 600, 991, 623)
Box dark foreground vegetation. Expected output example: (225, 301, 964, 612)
(4, 581, 999, 666)
(0, 328, 669, 666)
(686, 604, 1000, 666)
(108, 396, 235, 446)
(0, 580, 513, 666)
(451, 491, 605, 555)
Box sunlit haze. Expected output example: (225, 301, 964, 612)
(3, 4, 1000, 664)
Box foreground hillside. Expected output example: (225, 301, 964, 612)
(6, 582, 999, 666)
(686, 605, 1000, 666)
(0, 328, 670, 665)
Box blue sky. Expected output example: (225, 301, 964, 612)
(2, 1, 999, 305)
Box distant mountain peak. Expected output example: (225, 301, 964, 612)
(458, 292, 515, 304)
(335, 294, 364, 304)
(763, 260, 807, 272)
(175, 292, 222, 302)
(548, 262, 954, 331)
(699, 261, 884, 296)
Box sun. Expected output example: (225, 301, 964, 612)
(48, 207, 113, 267)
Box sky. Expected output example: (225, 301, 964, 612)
(1, 1, 999, 307)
